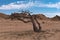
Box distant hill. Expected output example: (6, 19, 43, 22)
(51, 15, 60, 21)
(0, 13, 9, 19)
(0, 13, 60, 21)
(32, 14, 48, 20)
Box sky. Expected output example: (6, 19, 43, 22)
(0, 0, 60, 17)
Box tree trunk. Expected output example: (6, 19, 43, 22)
(29, 14, 41, 32)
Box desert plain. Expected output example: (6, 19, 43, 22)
(0, 18, 60, 40)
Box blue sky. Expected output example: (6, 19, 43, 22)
(0, 0, 60, 17)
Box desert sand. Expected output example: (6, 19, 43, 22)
(0, 18, 60, 40)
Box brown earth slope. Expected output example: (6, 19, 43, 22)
(0, 13, 9, 19)
(51, 15, 60, 21)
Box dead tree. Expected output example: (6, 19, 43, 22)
(28, 13, 41, 32)
(10, 10, 41, 32)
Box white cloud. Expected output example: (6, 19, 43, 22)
(0, 1, 60, 10)
(16, 1, 26, 4)
(0, 1, 34, 10)
(43, 12, 60, 17)
(39, 2, 60, 9)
